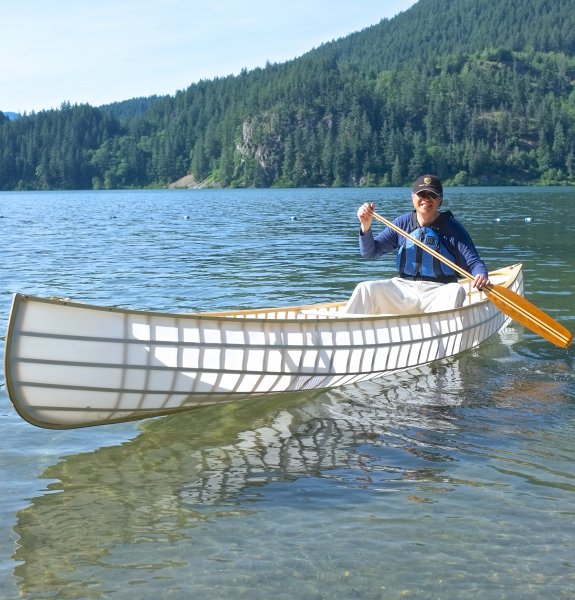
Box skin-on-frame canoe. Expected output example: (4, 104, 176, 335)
(4, 264, 525, 429)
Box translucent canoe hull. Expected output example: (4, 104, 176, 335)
(4, 264, 523, 429)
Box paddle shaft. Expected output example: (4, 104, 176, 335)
(370, 212, 573, 348)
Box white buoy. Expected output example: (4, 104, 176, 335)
(495, 217, 501, 222)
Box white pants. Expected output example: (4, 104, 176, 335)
(344, 278, 465, 315)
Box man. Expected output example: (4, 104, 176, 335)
(345, 174, 490, 315)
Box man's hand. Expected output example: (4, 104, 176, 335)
(473, 273, 490, 290)
(358, 202, 375, 234)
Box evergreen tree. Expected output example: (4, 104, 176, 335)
(1, 0, 575, 190)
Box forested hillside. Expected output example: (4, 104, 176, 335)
(1, 0, 575, 191)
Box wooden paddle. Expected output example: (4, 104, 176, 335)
(371, 212, 573, 348)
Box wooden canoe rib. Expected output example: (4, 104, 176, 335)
(4, 264, 523, 429)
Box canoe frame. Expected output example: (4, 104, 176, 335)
(4, 264, 523, 429)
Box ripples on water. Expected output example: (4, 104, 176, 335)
(1, 188, 574, 599)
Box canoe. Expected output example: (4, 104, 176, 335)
(4, 263, 523, 429)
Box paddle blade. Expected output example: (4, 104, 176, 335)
(485, 284, 573, 348)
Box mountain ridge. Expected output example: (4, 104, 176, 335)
(1, 0, 574, 190)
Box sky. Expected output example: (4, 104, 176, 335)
(1, 0, 417, 114)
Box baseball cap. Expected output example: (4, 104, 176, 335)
(412, 174, 443, 196)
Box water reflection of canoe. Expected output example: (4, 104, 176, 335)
(11, 365, 477, 596)
(4, 264, 523, 429)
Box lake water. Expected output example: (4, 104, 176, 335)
(1, 187, 574, 599)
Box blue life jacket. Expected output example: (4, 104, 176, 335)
(397, 211, 458, 282)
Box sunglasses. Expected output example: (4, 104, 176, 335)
(416, 190, 440, 200)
